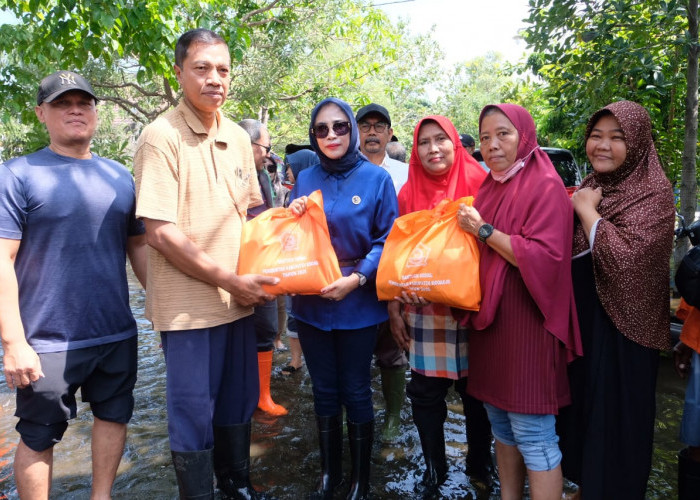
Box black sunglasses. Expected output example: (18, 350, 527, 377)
(252, 142, 271, 154)
(311, 121, 351, 139)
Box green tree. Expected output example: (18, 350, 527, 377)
(523, 0, 699, 275)
(435, 53, 522, 139)
(0, 0, 443, 157)
(522, 0, 698, 222)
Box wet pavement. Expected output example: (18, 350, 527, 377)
(0, 272, 686, 499)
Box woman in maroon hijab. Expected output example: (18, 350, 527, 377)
(559, 101, 674, 499)
(458, 104, 582, 500)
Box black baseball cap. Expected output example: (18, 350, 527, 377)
(37, 70, 98, 105)
(355, 103, 391, 127)
(459, 133, 475, 148)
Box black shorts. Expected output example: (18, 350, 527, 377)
(16, 336, 138, 426)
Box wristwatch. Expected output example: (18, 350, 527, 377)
(478, 223, 494, 243)
(353, 272, 367, 286)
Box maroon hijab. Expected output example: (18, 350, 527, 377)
(472, 104, 582, 357)
(573, 101, 674, 350)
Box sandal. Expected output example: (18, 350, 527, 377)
(281, 365, 301, 376)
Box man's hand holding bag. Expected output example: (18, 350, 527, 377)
(238, 190, 342, 295)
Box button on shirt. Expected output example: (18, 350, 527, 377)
(290, 160, 398, 331)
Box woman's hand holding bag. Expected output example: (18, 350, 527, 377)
(376, 196, 481, 311)
(238, 190, 342, 295)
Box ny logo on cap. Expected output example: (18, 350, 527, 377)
(59, 73, 77, 86)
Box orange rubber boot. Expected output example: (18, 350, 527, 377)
(257, 350, 288, 416)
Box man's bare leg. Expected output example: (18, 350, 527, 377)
(14, 438, 52, 500)
(90, 417, 126, 500)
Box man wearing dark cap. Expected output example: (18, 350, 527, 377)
(0, 70, 146, 498)
(355, 103, 408, 193)
(355, 103, 408, 443)
(460, 133, 476, 155)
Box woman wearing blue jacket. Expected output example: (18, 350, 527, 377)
(289, 97, 398, 500)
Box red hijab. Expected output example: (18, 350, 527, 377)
(472, 104, 582, 358)
(398, 116, 486, 215)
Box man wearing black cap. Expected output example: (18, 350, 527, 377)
(0, 70, 146, 498)
(355, 103, 408, 193)
(354, 103, 409, 444)
(460, 133, 476, 155)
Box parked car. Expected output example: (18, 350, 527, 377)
(472, 147, 582, 196)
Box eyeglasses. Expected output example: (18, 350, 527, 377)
(252, 142, 271, 154)
(358, 121, 388, 133)
(311, 121, 351, 139)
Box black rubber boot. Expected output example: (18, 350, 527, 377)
(308, 414, 344, 500)
(412, 401, 447, 498)
(678, 447, 700, 500)
(171, 449, 215, 499)
(345, 419, 374, 500)
(213, 423, 275, 500)
(462, 392, 494, 488)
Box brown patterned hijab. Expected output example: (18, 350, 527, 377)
(572, 100, 674, 349)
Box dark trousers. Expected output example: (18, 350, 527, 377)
(297, 320, 377, 423)
(407, 370, 492, 468)
(161, 316, 259, 452)
(254, 298, 278, 352)
(559, 253, 660, 499)
(374, 320, 407, 368)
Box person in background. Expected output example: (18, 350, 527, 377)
(354, 102, 409, 443)
(386, 140, 407, 163)
(459, 133, 476, 155)
(266, 152, 291, 354)
(268, 153, 288, 210)
(289, 97, 398, 499)
(279, 149, 319, 376)
(673, 299, 700, 500)
(133, 29, 276, 499)
(0, 70, 146, 499)
(389, 115, 492, 495)
(356, 103, 408, 193)
(559, 101, 674, 500)
(458, 103, 582, 500)
(239, 118, 288, 417)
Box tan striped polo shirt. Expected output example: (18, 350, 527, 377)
(133, 101, 263, 332)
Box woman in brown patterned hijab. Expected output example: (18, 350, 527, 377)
(560, 100, 675, 499)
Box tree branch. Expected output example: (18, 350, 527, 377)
(239, 0, 283, 24)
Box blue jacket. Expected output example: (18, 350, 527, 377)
(291, 159, 398, 330)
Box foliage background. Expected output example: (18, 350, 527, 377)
(0, 0, 697, 200)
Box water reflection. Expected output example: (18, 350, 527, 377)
(0, 271, 686, 499)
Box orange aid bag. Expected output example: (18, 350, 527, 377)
(376, 197, 481, 311)
(238, 190, 342, 295)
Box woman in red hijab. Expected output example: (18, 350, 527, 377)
(389, 116, 492, 495)
(458, 104, 582, 500)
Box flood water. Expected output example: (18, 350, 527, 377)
(0, 270, 687, 499)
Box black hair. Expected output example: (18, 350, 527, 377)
(175, 29, 227, 68)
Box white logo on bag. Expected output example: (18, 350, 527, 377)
(406, 243, 430, 268)
(280, 231, 298, 252)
